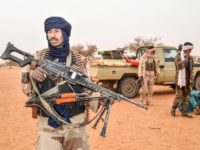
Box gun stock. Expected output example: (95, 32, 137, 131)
(1, 42, 33, 67)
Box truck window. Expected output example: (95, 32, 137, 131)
(99, 50, 123, 59)
(112, 50, 123, 59)
(163, 49, 177, 62)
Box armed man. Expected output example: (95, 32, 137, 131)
(1, 17, 146, 150)
(21, 16, 97, 150)
(0, 14, 148, 149)
(138, 46, 160, 106)
(171, 42, 196, 118)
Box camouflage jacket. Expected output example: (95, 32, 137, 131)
(138, 53, 160, 77)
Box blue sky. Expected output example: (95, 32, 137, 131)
(0, 0, 200, 57)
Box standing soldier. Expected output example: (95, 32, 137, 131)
(21, 16, 100, 150)
(138, 46, 160, 106)
(171, 42, 195, 118)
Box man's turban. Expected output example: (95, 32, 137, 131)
(44, 17, 72, 37)
(183, 42, 194, 51)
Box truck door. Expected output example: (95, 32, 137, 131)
(162, 48, 177, 82)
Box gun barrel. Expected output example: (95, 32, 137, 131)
(120, 95, 148, 110)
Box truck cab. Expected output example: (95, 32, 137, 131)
(90, 46, 200, 98)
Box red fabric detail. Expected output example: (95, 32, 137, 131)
(124, 57, 139, 67)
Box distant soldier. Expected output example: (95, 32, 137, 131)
(138, 46, 160, 106)
(171, 42, 194, 118)
(83, 57, 91, 78)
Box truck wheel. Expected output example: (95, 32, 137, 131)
(118, 77, 139, 98)
(194, 74, 200, 91)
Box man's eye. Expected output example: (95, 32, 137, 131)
(47, 31, 52, 34)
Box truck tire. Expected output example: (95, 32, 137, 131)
(194, 74, 200, 91)
(118, 77, 139, 98)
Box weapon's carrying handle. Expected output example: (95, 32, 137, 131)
(1, 42, 33, 67)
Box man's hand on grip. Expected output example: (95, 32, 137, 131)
(32, 65, 47, 82)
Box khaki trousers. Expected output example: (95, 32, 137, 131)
(140, 76, 155, 104)
(36, 114, 89, 150)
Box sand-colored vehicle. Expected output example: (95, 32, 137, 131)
(90, 46, 200, 98)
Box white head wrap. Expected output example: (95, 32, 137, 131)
(182, 45, 193, 51)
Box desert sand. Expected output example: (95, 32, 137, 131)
(0, 67, 200, 150)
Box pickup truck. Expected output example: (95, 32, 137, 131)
(90, 46, 200, 98)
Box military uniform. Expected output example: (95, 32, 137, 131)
(21, 48, 97, 150)
(171, 53, 194, 116)
(138, 53, 160, 105)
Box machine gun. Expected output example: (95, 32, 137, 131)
(1, 42, 147, 136)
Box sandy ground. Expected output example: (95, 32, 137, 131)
(0, 67, 200, 150)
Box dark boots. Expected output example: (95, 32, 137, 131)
(194, 106, 200, 115)
(181, 104, 193, 118)
(181, 113, 193, 118)
(171, 107, 193, 118)
(171, 108, 176, 117)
